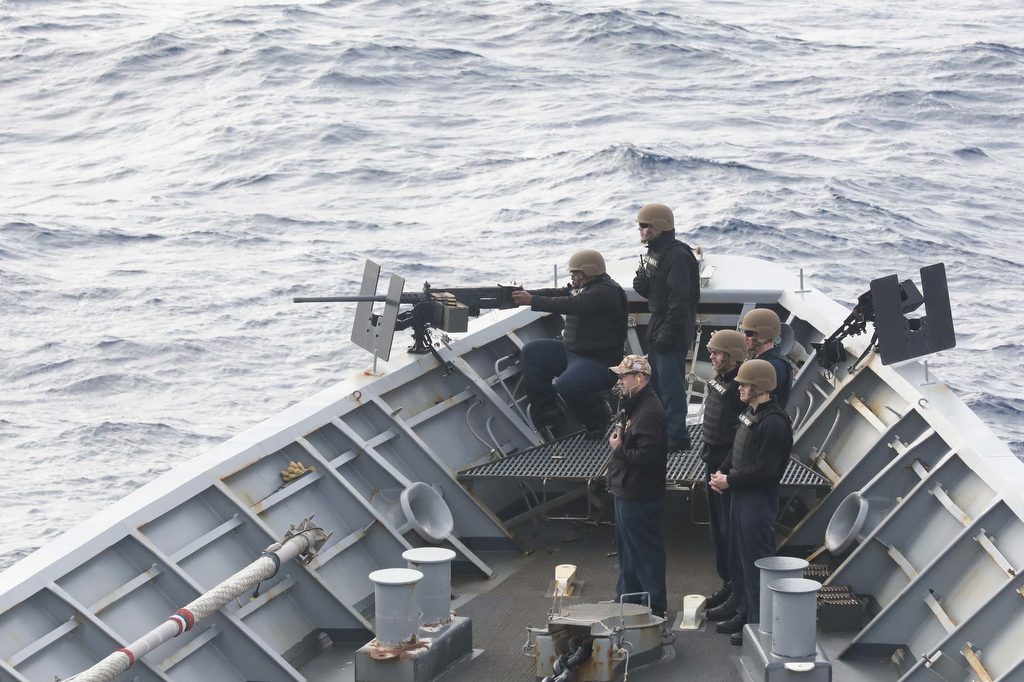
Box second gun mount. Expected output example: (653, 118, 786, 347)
(813, 262, 956, 377)
(294, 259, 523, 359)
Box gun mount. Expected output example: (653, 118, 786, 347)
(813, 262, 956, 377)
(294, 260, 523, 361)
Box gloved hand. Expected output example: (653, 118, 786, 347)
(632, 273, 650, 296)
(653, 333, 677, 354)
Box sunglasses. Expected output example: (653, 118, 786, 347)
(638, 222, 653, 229)
(743, 330, 757, 337)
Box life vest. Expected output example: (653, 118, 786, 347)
(730, 402, 790, 475)
(702, 374, 742, 448)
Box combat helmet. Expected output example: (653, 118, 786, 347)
(735, 359, 777, 391)
(636, 203, 674, 233)
(739, 309, 781, 342)
(567, 249, 606, 276)
(707, 329, 747, 363)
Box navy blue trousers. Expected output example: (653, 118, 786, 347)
(647, 345, 690, 443)
(614, 496, 668, 617)
(727, 489, 777, 624)
(705, 464, 732, 584)
(520, 339, 614, 430)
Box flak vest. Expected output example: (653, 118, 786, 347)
(729, 403, 790, 475)
(758, 346, 793, 409)
(702, 376, 742, 448)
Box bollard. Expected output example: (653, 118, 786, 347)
(369, 568, 424, 647)
(403, 547, 457, 626)
(769, 578, 822, 658)
(755, 556, 808, 634)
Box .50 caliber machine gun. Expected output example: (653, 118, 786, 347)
(294, 260, 523, 361)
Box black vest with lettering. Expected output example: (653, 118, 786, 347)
(758, 346, 793, 409)
(701, 368, 742, 449)
(730, 402, 790, 475)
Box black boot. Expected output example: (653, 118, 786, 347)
(529, 402, 562, 428)
(705, 582, 731, 609)
(705, 594, 736, 621)
(715, 615, 745, 634)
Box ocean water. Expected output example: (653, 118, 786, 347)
(2, 0, 1023, 570)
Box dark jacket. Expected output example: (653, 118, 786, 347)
(757, 346, 793, 410)
(719, 397, 793, 497)
(606, 383, 668, 502)
(632, 230, 700, 352)
(530, 273, 628, 367)
(700, 365, 745, 470)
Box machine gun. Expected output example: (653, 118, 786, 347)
(294, 260, 523, 361)
(813, 263, 955, 377)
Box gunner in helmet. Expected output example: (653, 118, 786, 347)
(512, 249, 628, 438)
(709, 359, 794, 645)
(739, 308, 792, 408)
(631, 203, 701, 452)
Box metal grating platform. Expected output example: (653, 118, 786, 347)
(665, 424, 706, 483)
(458, 422, 831, 490)
(458, 426, 615, 480)
(668, 450, 832, 489)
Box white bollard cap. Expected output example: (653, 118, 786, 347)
(402, 547, 456, 564)
(369, 568, 423, 585)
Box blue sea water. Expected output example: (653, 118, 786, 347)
(2, 0, 1023, 569)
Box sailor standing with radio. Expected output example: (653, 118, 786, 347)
(631, 203, 701, 452)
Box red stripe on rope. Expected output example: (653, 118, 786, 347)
(116, 648, 135, 668)
(175, 608, 196, 631)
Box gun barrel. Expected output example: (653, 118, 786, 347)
(293, 295, 390, 303)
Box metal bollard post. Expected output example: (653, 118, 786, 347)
(403, 547, 457, 626)
(769, 578, 822, 658)
(755, 557, 808, 634)
(369, 568, 424, 647)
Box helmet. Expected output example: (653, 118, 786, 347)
(739, 309, 781, 341)
(567, 249, 606, 276)
(636, 203, 674, 233)
(610, 354, 652, 376)
(735, 359, 777, 391)
(707, 329, 747, 363)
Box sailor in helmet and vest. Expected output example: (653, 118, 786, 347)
(512, 250, 628, 438)
(631, 203, 701, 452)
(739, 308, 792, 409)
(699, 330, 749, 623)
(709, 359, 794, 645)
(605, 354, 669, 628)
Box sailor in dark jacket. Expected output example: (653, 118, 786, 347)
(513, 250, 628, 436)
(700, 330, 749, 621)
(631, 203, 701, 451)
(710, 359, 794, 645)
(605, 354, 669, 619)
(739, 308, 792, 409)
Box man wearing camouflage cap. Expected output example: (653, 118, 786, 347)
(605, 354, 669, 625)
